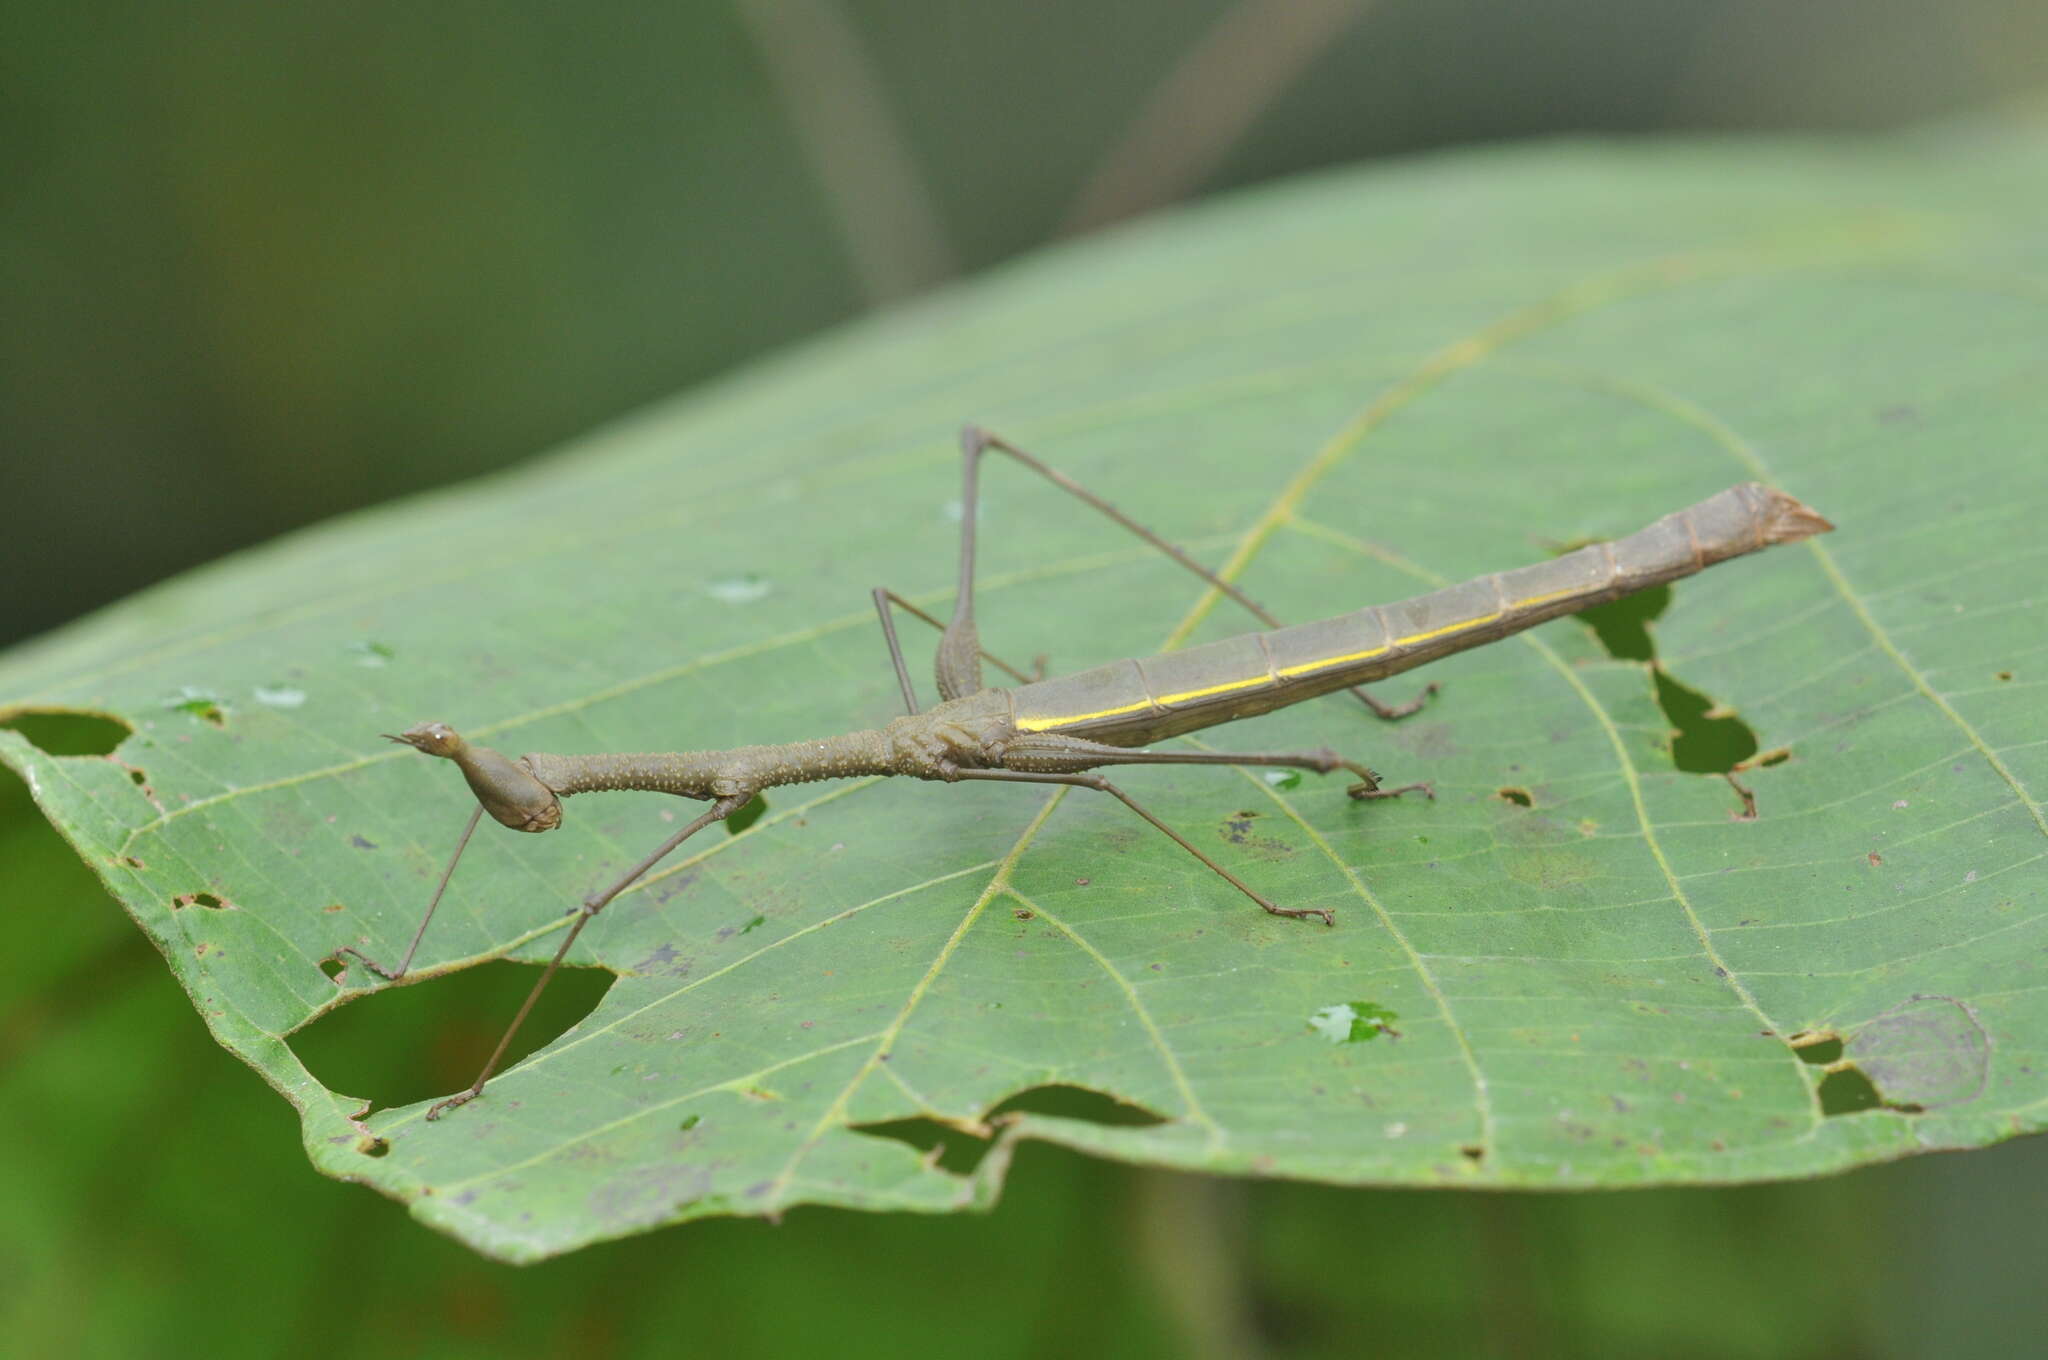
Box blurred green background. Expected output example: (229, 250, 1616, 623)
(6, 2, 2048, 1355)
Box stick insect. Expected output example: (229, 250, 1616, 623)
(340, 427, 1832, 1119)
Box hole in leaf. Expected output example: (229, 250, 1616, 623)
(1654, 668, 1758, 773)
(1996, 670, 2013, 682)
(359, 1137, 390, 1158)
(1574, 584, 1669, 662)
(319, 958, 346, 982)
(1459, 1144, 1485, 1163)
(725, 792, 769, 835)
(850, 1085, 1172, 1177)
(0, 709, 132, 756)
(1576, 587, 1768, 810)
(1495, 787, 1533, 807)
(293, 959, 613, 1112)
(172, 892, 229, 910)
(984, 1083, 1170, 1127)
(1792, 1036, 1843, 1064)
(850, 1117, 992, 1176)
(1750, 748, 1791, 769)
(1816, 1065, 1883, 1116)
(1805, 1013, 1955, 1117)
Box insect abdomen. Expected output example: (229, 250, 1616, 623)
(1007, 482, 1829, 746)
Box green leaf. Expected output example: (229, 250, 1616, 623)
(4, 122, 2045, 1262)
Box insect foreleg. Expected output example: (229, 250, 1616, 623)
(425, 789, 756, 1121)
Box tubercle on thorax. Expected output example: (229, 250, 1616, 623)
(512, 697, 1019, 801)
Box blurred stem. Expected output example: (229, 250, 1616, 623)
(736, 0, 959, 302)
(1062, 0, 1376, 234)
(1132, 1168, 1269, 1360)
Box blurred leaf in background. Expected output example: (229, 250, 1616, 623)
(6, 0, 2048, 1354)
(7, 0, 2048, 646)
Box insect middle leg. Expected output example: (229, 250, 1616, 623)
(869, 587, 1044, 715)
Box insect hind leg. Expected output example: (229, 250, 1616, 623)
(999, 732, 1434, 801)
(955, 767, 1335, 924)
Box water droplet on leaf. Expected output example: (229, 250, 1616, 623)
(705, 574, 772, 604)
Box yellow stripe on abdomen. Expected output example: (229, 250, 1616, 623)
(1274, 642, 1388, 679)
(1155, 672, 1269, 706)
(1014, 698, 1153, 733)
(1392, 609, 1503, 647)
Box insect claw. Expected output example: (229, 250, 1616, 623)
(330, 944, 406, 982)
(426, 1086, 485, 1121)
(1349, 778, 1433, 801)
(1262, 901, 1336, 926)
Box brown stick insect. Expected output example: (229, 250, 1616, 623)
(339, 427, 1832, 1119)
